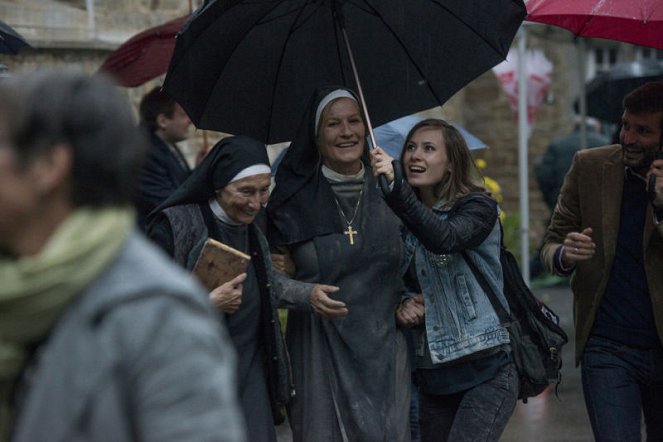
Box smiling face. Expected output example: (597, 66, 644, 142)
(216, 173, 271, 225)
(402, 126, 450, 193)
(317, 97, 366, 175)
(620, 110, 663, 174)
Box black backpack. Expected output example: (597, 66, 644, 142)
(463, 234, 568, 403)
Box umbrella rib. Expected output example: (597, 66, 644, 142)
(266, 1, 324, 142)
(429, 0, 514, 61)
(350, 0, 446, 105)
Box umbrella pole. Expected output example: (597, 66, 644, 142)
(339, 25, 378, 150)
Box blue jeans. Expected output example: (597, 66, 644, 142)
(418, 362, 517, 442)
(581, 335, 663, 442)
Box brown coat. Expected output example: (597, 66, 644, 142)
(541, 145, 663, 365)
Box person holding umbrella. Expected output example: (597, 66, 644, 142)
(267, 86, 410, 442)
(370, 118, 518, 442)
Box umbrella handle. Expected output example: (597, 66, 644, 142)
(338, 15, 378, 150)
(338, 14, 390, 192)
(377, 160, 402, 196)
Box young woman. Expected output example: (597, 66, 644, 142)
(371, 118, 517, 442)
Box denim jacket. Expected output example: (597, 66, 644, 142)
(385, 183, 510, 365)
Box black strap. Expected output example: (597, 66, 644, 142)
(461, 250, 510, 325)
(463, 218, 511, 324)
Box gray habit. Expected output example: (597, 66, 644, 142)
(279, 173, 411, 442)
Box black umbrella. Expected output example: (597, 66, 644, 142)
(164, 0, 526, 145)
(0, 19, 33, 54)
(584, 60, 663, 125)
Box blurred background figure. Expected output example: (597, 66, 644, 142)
(0, 69, 244, 442)
(135, 86, 192, 231)
(531, 116, 610, 279)
(535, 116, 610, 211)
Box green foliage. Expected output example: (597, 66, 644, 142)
(501, 211, 522, 256)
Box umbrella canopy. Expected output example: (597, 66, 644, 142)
(98, 16, 188, 87)
(584, 60, 663, 124)
(526, 0, 663, 50)
(0, 19, 33, 55)
(164, 0, 526, 144)
(373, 115, 487, 158)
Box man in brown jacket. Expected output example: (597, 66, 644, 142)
(541, 82, 663, 441)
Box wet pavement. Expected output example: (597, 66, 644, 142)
(501, 284, 594, 441)
(276, 284, 600, 441)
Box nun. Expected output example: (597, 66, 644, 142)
(147, 135, 292, 442)
(267, 86, 410, 442)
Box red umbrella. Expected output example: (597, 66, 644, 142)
(98, 15, 188, 87)
(526, 0, 663, 50)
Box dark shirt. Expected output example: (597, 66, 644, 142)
(592, 169, 659, 348)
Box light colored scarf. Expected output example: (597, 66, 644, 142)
(0, 207, 134, 438)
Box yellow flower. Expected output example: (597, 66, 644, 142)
(483, 176, 502, 201)
(476, 158, 487, 170)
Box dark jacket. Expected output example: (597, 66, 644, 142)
(135, 130, 191, 230)
(541, 145, 663, 364)
(148, 204, 293, 423)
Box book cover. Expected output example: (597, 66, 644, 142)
(192, 238, 251, 291)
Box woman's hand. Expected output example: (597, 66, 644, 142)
(370, 147, 395, 183)
(396, 294, 425, 327)
(310, 284, 347, 318)
(209, 273, 247, 314)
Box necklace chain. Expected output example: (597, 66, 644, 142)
(333, 187, 364, 226)
(333, 187, 363, 245)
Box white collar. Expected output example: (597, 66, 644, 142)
(208, 198, 242, 226)
(321, 162, 365, 182)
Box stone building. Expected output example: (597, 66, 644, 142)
(1, 0, 658, 262)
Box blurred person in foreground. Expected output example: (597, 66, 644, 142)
(0, 70, 245, 442)
(135, 86, 193, 231)
(541, 82, 663, 441)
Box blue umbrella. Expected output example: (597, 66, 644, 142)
(373, 115, 487, 158)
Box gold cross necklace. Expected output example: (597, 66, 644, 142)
(333, 187, 364, 245)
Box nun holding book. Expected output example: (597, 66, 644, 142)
(147, 135, 292, 442)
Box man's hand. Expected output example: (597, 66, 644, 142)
(310, 284, 347, 318)
(209, 273, 247, 314)
(396, 294, 425, 328)
(647, 156, 663, 207)
(561, 227, 596, 267)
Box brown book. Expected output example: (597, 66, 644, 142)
(192, 238, 251, 291)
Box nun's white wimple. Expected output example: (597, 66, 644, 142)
(315, 89, 357, 136)
(229, 164, 272, 183)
